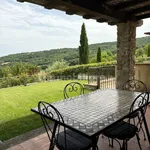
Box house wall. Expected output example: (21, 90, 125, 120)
(135, 63, 150, 92)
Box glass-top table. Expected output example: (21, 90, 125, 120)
(31, 89, 150, 149)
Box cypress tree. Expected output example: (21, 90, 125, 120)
(79, 23, 89, 64)
(147, 44, 150, 57)
(97, 47, 101, 62)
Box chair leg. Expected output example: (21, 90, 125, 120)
(141, 126, 146, 140)
(121, 140, 127, 150)
(136, 133, 142, 150)
(138, 115, 146, 141)
(111, 139, 114, 147)
(125, 141, 128, 150)
(108, 138, 113, 147)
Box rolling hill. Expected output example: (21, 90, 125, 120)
(0, 36, 149, 67)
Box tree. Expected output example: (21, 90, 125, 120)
(46, 60, 69, 72)
(79, 23, 89, 64)
(136, 48, 144, 57)
(97, 47, 101, 62)
(147, 44, 150, 57)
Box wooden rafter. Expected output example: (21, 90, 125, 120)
(17, 0, 150, 24)
(130, 5, 150, 14)
(115, 0, 148, 10)
(144, 32, 150, 35)
(136, 13, 150, 20)
(70, 0, 130, 22)
(97, 18, 108, 23)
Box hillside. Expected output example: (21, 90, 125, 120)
(0, 36, 150, 67)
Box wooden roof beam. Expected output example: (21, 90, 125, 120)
(44, 0, 64, 9)
(136, 13, 150, 20)
(17, 0, 47, 7)
(70, 0, 130, 21)
(145, 32, 150, 35)
(130, 5, 150, 14)
(97, 18, 108, 23)
(83, 14, 94, 19)
(17, 0, 25, 2)
(115, 0, 149, 10)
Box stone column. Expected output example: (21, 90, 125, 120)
(116, 21, 137, 89)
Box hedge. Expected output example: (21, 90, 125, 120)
(49, 61, 116, 79)
(0, 75, 39, 88)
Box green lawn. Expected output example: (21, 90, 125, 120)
(0, 80, 88, 141)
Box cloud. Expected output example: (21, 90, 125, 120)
(0, 0, 149, 57)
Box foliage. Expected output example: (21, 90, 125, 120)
(97, 47, 101, 62)
(0, 62, 40, 88)
(136, 56, 147, 63)
(19, 73, 28, 86)
(147, 44, 150, 57)
(46, 60, 69, 72)
(79, 23, 89, 64)
(136, 48, 144, 57)
(50, 61, 116, 79)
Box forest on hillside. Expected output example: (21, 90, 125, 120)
(0, 36, 150, 69)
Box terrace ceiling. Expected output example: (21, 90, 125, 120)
(17, 0, 150, 25)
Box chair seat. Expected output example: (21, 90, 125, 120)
(103, 121, 138, 140)
(55, 129, 92, 150)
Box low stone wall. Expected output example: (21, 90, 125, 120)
(135, 63, 150, 92)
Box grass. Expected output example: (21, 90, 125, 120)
(0, 80, 88, 141)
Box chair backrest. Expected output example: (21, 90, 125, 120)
(63, 82, 84, 99)
(38, 101, 67, 150)
(128, 92, 149, 130)
(122, 79, 147, 92)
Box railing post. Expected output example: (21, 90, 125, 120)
(97, 68, 100, 89)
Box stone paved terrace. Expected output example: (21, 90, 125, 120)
(6, 107, 150, 150)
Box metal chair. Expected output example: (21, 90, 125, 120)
(122, 79, 147, 92)
(38, 101, 94, 150)
(64, 82, 84, 99)
(103, 92, 149, 150)
(123, 79, 147, 140)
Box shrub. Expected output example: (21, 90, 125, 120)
(46, 60, 69, 72)
(38, 72, 47, 81)
(19, 73, 28, 86)
(49, 61, 116, 79)
(9, 77, 21, 87)
(136, 56, 146, 63)
(28, 75, 39, 83)
(0, 78, 8, 88)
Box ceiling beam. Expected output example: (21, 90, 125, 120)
(108, 22, 117, 25)
(144, 32, 150, 35)
(115, 0, 149, 10)
(70, 0, 130, 21)
(83, 14, 94, 19)
(97, 18, 108, 23)
(66, 10, 76, 15)
(44, 0, 64, 9)
(17, 0, 46, 7)
(129, 5, 150, 14)
(17, 0, 25, 2)
(136, 13, 150, 20)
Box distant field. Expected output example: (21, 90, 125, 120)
(0, 80, 88, 141)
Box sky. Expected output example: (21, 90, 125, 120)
(0, 0, 150, 57)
